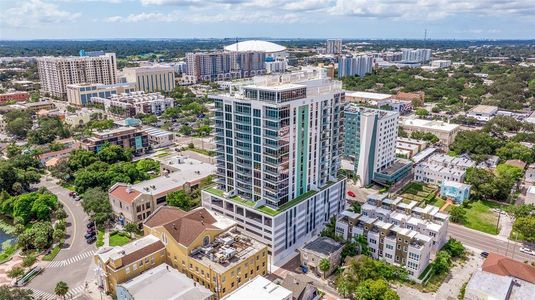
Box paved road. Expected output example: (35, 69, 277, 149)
(447, 223, 535, 263)
(28, 177, 95, 297)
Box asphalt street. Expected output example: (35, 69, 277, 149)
(27, 176, 95, 296)
(447, 223, 535, 263)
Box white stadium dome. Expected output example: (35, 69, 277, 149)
(224, 40, 286, 53)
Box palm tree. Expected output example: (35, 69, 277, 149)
(55, 281, 69, 299)
(319, 258, 331, 279)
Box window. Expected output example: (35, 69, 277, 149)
(203, 236, 210, 246)
(125, 266, 130, 274)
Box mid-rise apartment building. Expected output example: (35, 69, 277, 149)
(82, 127, 149, 155)
(401, 49, 432, 63)
(326, 39, 342, 54)
(90, 91, 174, 118)
(66, 82, 136, 107)
(414, 153, 475, 185)
(185, 51, 266, 83)
(109, 157, 215, 225)
(201, 68, 346, 264)
(336, 194, 449, 279)
(344, 105, 411, 187)
(37, 52, 117, 99)
(338, 55, 373, 78)
(123, 66, 176, 93)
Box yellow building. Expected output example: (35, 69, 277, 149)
(94, 235, 167, 294)
(95, 207, 269, 298)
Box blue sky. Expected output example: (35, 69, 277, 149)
(1, 0, 534, 40)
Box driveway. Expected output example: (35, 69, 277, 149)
(27, 176, 95, 299)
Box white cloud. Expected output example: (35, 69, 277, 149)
(1, 0, 81, 28)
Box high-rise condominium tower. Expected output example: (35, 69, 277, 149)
(37, 52, 117, 99)
(326, 39, 343, 55)
(202, 68, 346, 264)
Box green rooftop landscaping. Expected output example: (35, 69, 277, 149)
(205, 187, 255, 207)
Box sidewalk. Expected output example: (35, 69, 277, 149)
(0, 251, 23, 285)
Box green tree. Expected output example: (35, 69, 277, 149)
(136, 159, 160, 174)
(507, 204, 534, 219)
(53, 228, 66, 243)
(0, 286, 33, 300)
(351, 202, 362, 213)
(433, 251, 452, 275)
(415, 108, 430, 117)
(319, 258, 331, 278)
(81, 187, 113, 226)
(124, 223, 140, 236)
(355, 278, 400, 300)
(449, 206, 467, 224)
(496, 142, 535, 164)
(97, 144, 133, 164)
(449, 130, 503, 156)
(22, 254, 36, 268)
(443, 238, 465, 258)
(513, 216, 535, 242)
(55, 281, 69, 299)
(167, 190, 197, 211)
(179, 125, 193, 136)
(7, 266, 24, 279)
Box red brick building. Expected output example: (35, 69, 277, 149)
(0, 91, 30, 103)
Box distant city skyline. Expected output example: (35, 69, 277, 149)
(1, 0, 534, 40)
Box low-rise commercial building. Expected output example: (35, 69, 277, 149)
(345, 91, 391, 104)
(64, 109, 92, 127)
(116, 263, 214, 300)
(143, 207, 269, 298)
(298, 237, 343, 278)
(414, 153, 475, 185)
(109, 157, 215, 224)
(467, 105, 499, 122)
(94, 235, 167, 294)
(82, 127, 149, 155)
(66, 82, 136, 107)
(23, 101, 55, 112)
(401, 119, 460, 146)
(223, 276, 292, 300)
(141, 126, 175, 149)
(0, 91, 29, 103)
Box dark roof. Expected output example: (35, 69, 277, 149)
(482, 252, 535, 284)
(281, 274, 318, 300)
(144, 206, 186, 228)
(301, 237, 343, 257)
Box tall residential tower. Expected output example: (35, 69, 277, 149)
(37, 52, 117, 99)
(202, 68, 346, 264)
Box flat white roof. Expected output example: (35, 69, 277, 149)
(133, 157, 215, 195)
(345, 91, 392, 100)
(223, 276, 292, 300)
(402, 118, 460, 132)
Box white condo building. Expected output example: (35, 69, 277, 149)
(123, 66, 176, 93)
(202, 68, 346, 265)
(37, 52, 118, 99)
(326, 39, 343, 54)
(343, 105, 403, 187)
(66, 82, 136, 107)
(402, 49, 432, 63)
(338, 55, 373, 78)
(414, 153, 475, 185)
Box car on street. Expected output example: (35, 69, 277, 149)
(520, 247, 535, 256)
(480, 251, 489, 258)
(84, 232, 96, 240)
(86, 235, 96, 244)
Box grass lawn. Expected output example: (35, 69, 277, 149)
(462, 200, 507, 235)
(96, 230, 105, 247)
(190, 147, 216, 157)
(428, 197, 446, 209)
(43, 243, 62, 261)
(109, 232, 131, 247)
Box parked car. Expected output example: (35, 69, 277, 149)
(86, 235, 96, 244)
(69, 191, 76, 197)
(87, 227, 96, 234)
(481, 251, 489, 258)
(520, 247, 535, 256)
(86, 222, 95, 229)
(84, 232, 96, 239)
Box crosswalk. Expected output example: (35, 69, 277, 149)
(47, 250, 95, 268)
(28, 284, 85, 300)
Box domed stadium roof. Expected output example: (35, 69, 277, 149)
(224, 40, 286, 53)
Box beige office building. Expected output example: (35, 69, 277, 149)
(123, 66, 175, 93)
(401, 118, 460, 146)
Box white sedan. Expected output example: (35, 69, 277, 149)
(520, 247, 535, 256)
